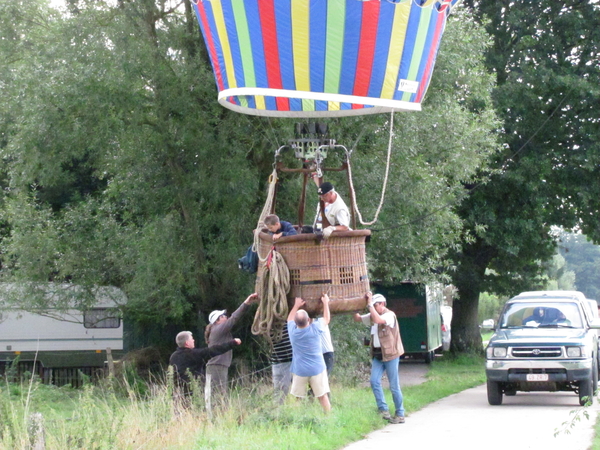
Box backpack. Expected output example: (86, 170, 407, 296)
(238, 245, 258, 274)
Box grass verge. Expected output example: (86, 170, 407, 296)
(0, 354, 485, 450)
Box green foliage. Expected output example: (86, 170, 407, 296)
(0, 0, 262, 324)
(328, 314, 371, 385)
(478, 292, 507, 324)
(542, 252, 577, 292)
(556, 230, 600, 300)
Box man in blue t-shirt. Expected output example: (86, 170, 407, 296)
(287, 294, 331, 413)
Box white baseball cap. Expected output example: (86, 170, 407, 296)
(209, 309, 227, 324)
(372, 294, 386, 305)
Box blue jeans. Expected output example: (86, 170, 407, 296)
(370, 356, 405, 417)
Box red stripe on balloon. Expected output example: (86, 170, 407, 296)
(258, 0, 289, 111)
(196, 2, 225, 91)
(415, 11, 445, 103)
(352, 1, 380, 108)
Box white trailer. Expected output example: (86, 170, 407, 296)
(0, 284, 125, 386)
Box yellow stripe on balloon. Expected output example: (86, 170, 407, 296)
(291, 0, 310, 93)
(211, 0, 237, 89)
(255, 95, 266, 110)
(381, 2, 411, 99)
(328, 101, 341, 112)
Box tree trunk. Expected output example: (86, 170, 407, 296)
(450, 240, 496, 354)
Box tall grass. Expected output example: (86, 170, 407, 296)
(0, 354, 485, 450)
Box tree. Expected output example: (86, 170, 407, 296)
(557, 231, 600, 300)
(0, 2, 499, 354)
(0, 0, 267, 325)
(449, 0, 600, 353)
(541, 252, 576, 291)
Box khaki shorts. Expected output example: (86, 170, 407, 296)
(290, 369, 330, 398)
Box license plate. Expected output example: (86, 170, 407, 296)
(526, 374, 549, 382)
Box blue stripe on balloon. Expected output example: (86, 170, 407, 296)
(309, 0, 327, 94)
(338, 0, 362, 95)
(394, 2, 422, 100)
(221, 0, 244, 89)
(245, 0, 274, 109)
(275, 0, 295, 92)
(290, 98, 303, 111)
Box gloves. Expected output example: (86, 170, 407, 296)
(323, 226, 335, 239)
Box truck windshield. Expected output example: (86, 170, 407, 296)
(499, 302, 583, 328)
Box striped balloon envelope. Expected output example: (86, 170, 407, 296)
(192, 0, 460, 117)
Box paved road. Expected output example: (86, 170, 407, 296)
(344, 383, 599, 450)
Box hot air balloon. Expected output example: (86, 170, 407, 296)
(192, 0, 460, 117)
(191, 0, 460, 328)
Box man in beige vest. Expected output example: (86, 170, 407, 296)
(354, 292, 406, 424)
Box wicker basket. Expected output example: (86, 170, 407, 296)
(255, 230, 371, 316)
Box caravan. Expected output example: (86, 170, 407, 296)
(0, 284, 125, 386)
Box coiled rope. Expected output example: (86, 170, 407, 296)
(252, 168, 278, 263)
(251, 249, 290, 345)
(250, 168, 291, 343)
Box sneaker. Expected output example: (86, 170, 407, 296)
(389, 415, 405, 424)
(379, 410, 391, 421)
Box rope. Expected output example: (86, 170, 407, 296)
(347, 109, 395, 226)
(251, 249, 290, 344)
(252, 168, 278, 263)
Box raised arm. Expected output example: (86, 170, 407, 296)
(366, 291, 387, 325)
(287, 297, 305, 322)
(321, 293, 331, 325)
(224, 293, 258, 331)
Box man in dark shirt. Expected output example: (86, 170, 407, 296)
(264, 214, 297, 241)
(169, 330, 241, 399)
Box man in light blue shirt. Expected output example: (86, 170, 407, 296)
(287, 294, 331, 413)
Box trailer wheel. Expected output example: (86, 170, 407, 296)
(424, 350, 435, 364)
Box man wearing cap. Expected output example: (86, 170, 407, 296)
(311, 175, 351, 239)
(204, 292, 258, 398)
(169, 331, 241, 401)
(354, 291, 406, 424)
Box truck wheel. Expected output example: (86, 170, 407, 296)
(487, 380, 503, 405)
(579, 377, 593, 406)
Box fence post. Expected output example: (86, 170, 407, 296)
(106, 347, 115, 378)
(205, 373, 212, 417)
(28, 412, 45, 450)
